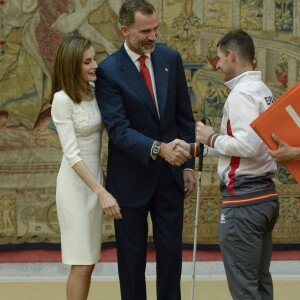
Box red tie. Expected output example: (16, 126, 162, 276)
(139, 55, 155, 101)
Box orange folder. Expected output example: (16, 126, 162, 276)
(250, 82, 300, 183)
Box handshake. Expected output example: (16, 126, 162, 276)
(159, 139, 191, 166)
(160, 120, 215, 166)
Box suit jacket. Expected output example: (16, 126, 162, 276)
(95, 44, 195, 207)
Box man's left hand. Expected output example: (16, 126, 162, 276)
(196, 121, 214, 145)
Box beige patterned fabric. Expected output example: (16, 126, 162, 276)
(0, 0, 300, 247)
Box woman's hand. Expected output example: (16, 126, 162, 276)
(100, 190, 122, 220)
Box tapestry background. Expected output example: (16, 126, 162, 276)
(1, 0, 300, 248)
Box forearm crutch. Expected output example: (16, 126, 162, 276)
(190, 117, 206, 300)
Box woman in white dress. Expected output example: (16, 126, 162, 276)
(51, 36, 122, 300)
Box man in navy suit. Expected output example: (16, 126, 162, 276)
(95, 1, 195, 299)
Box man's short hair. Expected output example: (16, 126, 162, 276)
(119, 0, 156, 27)
(217, 29, 255, 63)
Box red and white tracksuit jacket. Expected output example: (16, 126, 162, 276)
(207, 71, 278, 207)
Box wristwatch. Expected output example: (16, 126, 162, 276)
(152, 141, 161, 159)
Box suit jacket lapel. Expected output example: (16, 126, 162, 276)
(117, 46, 159, 120)
(151, 50, 169, 120)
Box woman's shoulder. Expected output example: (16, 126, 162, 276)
(53, 90, 73, 104)
(52, 90, 74, 116)
(54, 89, 70, 99)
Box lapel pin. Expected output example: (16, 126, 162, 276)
(165, 67, 168, 72)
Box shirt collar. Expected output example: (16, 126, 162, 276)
(124, 41, 151, 63)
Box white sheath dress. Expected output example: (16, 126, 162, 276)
(51, 90, 103, 265)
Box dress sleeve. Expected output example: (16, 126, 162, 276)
(51, 92, 82, 167)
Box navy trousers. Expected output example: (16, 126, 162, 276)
(114, 163, 184, 300)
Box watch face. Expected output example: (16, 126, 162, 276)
(153, 142, 161, 154)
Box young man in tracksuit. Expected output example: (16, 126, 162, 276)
(195, 30, 279, 299)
